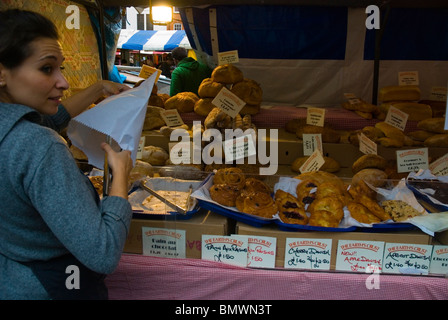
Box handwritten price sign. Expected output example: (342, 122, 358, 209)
(284, 238, 332, 270)
(247, 236, 277, 268)
(336, 240, 384, 273)
(201, 235, 248, 267)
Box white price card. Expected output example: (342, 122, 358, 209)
(336, 240, 384, 273)
(299, 149, 325, 173)
(429, 153, 448, 176)
(398, 71, 419, 86)
(383, 243, 432, 275)
(247, 236, 277, 269)
(385, 106, 408, 131)
(201, 235, 248, 267)
(302, 133, 323, 156)
(284, 238, 332, 270)
(161, 109, 184, 127)
(430, 246, 448, 275)
(142, 227, 186, 258)
(223, 134, 256, 162)
(306, 107, 325, 127)
(218, 50, 239, 65)
(359, 132, 377, 155)
(136, 136, 146, 160)
(396, 148, 429, 173)
(212, 87, 246, 118)
(430, 87, 447, 102)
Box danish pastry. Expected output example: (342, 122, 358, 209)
(347, 201, 381, 224)
(275, 190, 308, 225)
(209, 184, 239, 207)
(308, 196, 344, 221)
(296, 179, 320, 205)
(213, 167, 246, 189)
(242, 177, 271, 195)
(236, 191, 277, 218)
(308, 210, 340, 228)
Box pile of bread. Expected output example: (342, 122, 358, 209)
(207, 167, 423, 228)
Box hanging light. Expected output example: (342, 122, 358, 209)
(151, 5, 173, 25)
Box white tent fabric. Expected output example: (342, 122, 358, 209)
(117, 29, 191, 51)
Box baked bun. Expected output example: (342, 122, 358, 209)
(209, 184, 239, 207)
(235, 191, 277, 218)
(230, 78, 263, 105)
(194, 98, 216, 116)
(212, 64, 243, 84)
(165, 92, 199, 113)
(213, 167, 246, 189)
(198, 78, 224, 98)
(275, 190, 308, 225)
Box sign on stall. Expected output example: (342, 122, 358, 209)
(336, 240, 384, 273)
(383, 243, 433, 275)
(396, 148, 429, 173)
(142, 227, 186, 258)
(284, 238, 332, 270)
(212, 87, 246, 118)
(430, 246, 448, 275)
(201, 235, 249, 267)
(246, 236, 277, 268)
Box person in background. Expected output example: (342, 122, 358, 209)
(157, 55, 174, 78)
(0, 9, 133, 300)
(170, 46, 212, 96)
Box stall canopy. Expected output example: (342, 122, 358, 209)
(117, 29, 192, 51)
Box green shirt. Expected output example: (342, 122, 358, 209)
(170, 57, 212, 96)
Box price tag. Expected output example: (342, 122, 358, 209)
(383, 243, 432, 275)
(212, 87, 246, 118)
(396, 148, 429, 173)
(306, 107, 325, 127)
(218, 50, 239, 65)
(430, 87, 447, 102)
(142, 227, 186, 258)
(284, 238, 332, 270)
(299, 149, 325, 173)
(302, 133, 323, 156)
(429, 153, 448, 176)
(169, 141, 192, 165)
(430, 245, 448, 275)
(359, 132, 377, 155)
(139, 64, 162, 82)
(247, 236, 277, 269)
(136, 136, 146, 159)
(161, 109, 184, 127)
(223, 134, 256, 163)
(398, 71, 419, 86)
(336, 240, 384, 273)
(201, 235, 248, 267)
(385, 106, 408, 131)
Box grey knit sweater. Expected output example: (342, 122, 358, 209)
(0, 102, 132, 299)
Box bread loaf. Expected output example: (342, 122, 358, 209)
(417, 117, 448, 134)
(378, 85, 420, 102)
(352, 154, 388, 174)
(291, 156, 340, 173)
(164, 92, 199, 113)
(379, 102, 432, 121)
(198, 78, 224, 98)
(230, 78, 263, 105)
(375, 122, 405, 145)
(194, 98, 216, 116)
(211, 64, 244, 84)
(424, 133, 448, 147)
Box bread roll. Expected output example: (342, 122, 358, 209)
(417, 117, 448, 134)
(352, 168, 388, 188)
(211, 64, 243, 84)
(194, 98, 216, 116)
(374, 122, 405, 145)
(198, 78, 224, 98)
(378, 85, 420, 102)
(352, 154, 388, 174)
(230, 78, 263, 105)
(379, 102, 432, 121)
(424, 133, 448, 147)
(165, 92, 199, 113)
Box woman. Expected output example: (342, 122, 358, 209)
(0, 9, 133, 299)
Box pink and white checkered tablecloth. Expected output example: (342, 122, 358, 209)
(181, 106, 420, 132)
(106, 254, 448, 300)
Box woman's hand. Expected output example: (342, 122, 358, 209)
(101, 142, 133, 199)
(100, 80, 130, 97)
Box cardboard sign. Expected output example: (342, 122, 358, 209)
(142, 227, 186, 258)
(430, 87, 447, 102)
(398, 71, 419, 86)
(429, 153, 448, 176)
(218, 50, 239, 65)
(299, 149, 325, 173)
(136, 136, 146, 160)
(139, 64, 162, 82)
(336, 240, 384, 273)
(306, 107, 325, 127)
(383, 243, 432, 275)
(396, 148, 429, 173)
(212, 87, 246, 118)
(161, 109, 184, 127)
(201, 235, 248, 267)
(247, 236, 277, 268)
(284, 238, 332, 270)
(385, 106, 408, 131)
(359, 132, 377, 155)
(302, 134, 323, 156)
(430, 245, 448, 275)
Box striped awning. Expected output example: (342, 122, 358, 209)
(117, 29, 191, 51)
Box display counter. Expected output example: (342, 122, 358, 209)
(106, 253, 448, 300)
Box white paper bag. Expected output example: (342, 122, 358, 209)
(67, 73, 156, 169)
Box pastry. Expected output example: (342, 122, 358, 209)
(230, 78, 263, 105)
(209, 184, 239, 207)
(198, 78, 224, 98)
(211, 64, 244, 84)
(353, 194, 391, 221)
(308, 196, 344, 221)
(381, 200, 424, 222)
(241, 177, 271, 195)
(308, 210, 340, 228)
(165, 92, 199, 113)
(235, 191, 277, 218)
(194, 98, 216, 116)
(213, 167, 246, 189)
(347, 201, 381, 224)
(129, 160, 153, 185)
(315, 181, 350, 206)
(275, 190, 308, 225)
(296, 179, 320, 205)
(89, 176, 103, 196)
(351, 154, 388, 174)
(378, 85, 421, 102)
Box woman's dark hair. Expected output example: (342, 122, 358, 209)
(0, 9, 59, 69)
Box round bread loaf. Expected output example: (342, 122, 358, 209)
(211, 64, 244, 84)
(194, 98, 216, 116)
(198, 78, 224, 98)
(351, 154, 388, 174)
(230, 78, 263, 105)
(164, 92, 199, 113)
